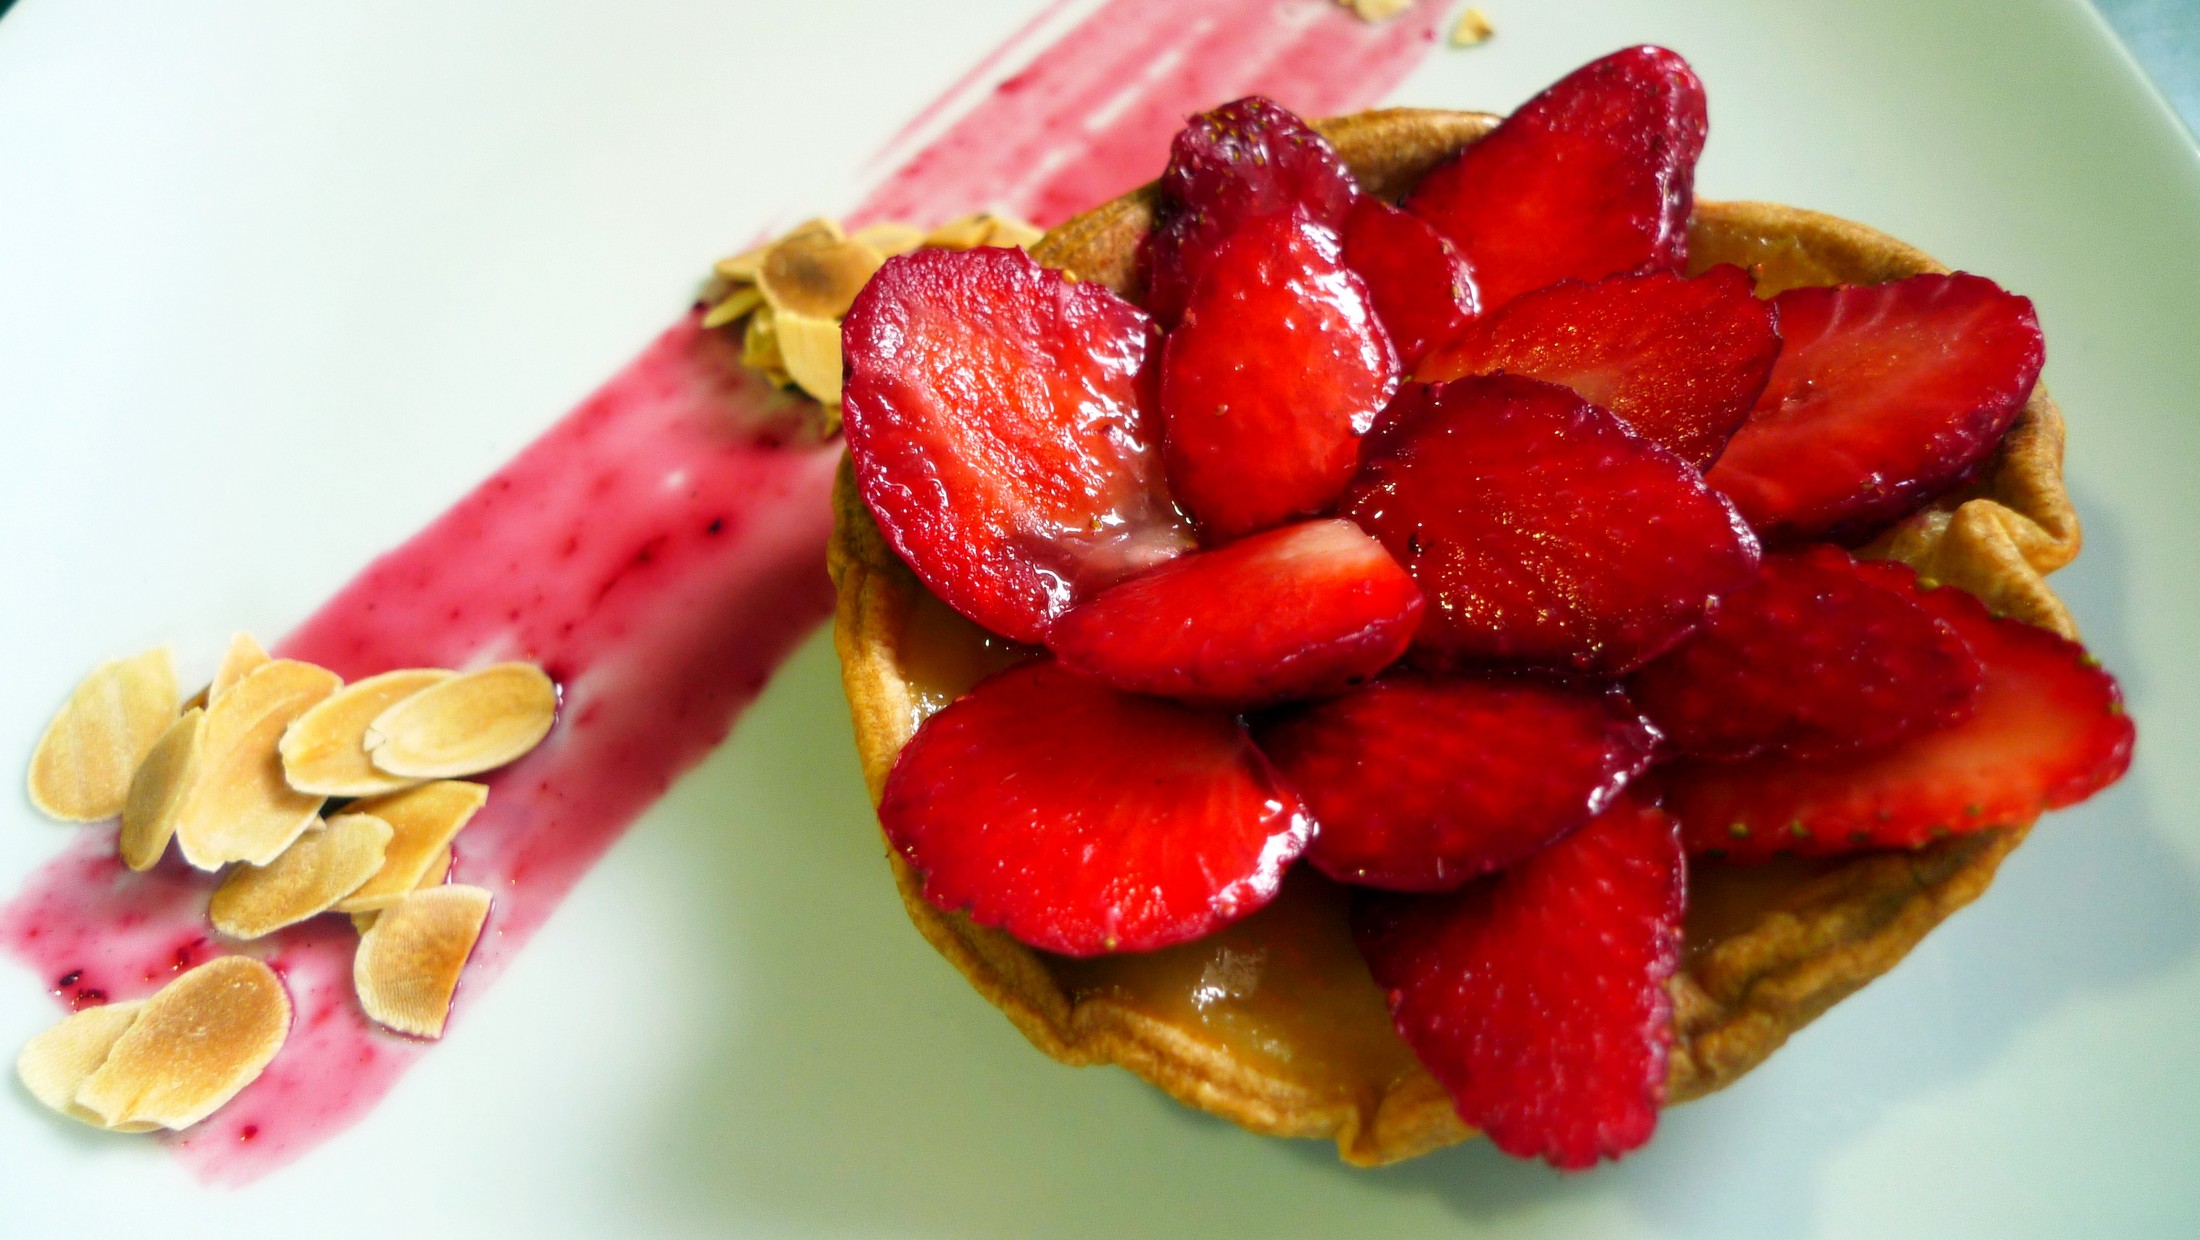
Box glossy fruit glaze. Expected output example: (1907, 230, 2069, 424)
(888, 582, 1842, 1113)
(2, 0, 1453, 1184)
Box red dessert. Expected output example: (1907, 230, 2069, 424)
(1160, 212, 1398, 541)
(833, 48, 2133, 1167)
(1404, 45, 1706, 309)
(1706, 272, 2046, 544)
(1047, 518, 1422, 709)
(841, 246, 1190, 644)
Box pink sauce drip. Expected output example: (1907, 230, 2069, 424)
(1, 0, 1453, 1185)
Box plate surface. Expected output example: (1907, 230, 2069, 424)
(2, 0, 2196, 1235)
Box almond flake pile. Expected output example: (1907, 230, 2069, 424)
(704, 212, 1043, 423)
(15, 640, 562, 1133)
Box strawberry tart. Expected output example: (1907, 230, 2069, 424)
(826, 48, 2133, 1167)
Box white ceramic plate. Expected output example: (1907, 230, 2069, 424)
(3, 0, 2196, 1234)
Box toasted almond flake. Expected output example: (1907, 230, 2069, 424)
(923, 213, 994, 251)
(777, 216, 845, 246)
(355, 885, 492, 1039)
(979, 215, 1044, 249)
(16, 1001, 157, 1131)
(756, 235, 885, 320)
(419, 843, 454, 888)
(279, 668, 455, 797)
(701, 283, 765, 329)
(713, 244, 771, 283)
(743, 306, 786, 378)
(775, 309, 847, 406)
(1347, 0, 1412, 21)
(74, 958, 290, 1131)
(172, 660, 339, 869)
(209, 814, 393, 940)
(365, 662, 556, 780)
(120, 708, 205, 872)
(923, 212, 1044, 252)
(27, 648, 178, 822)
(349, 838, 452, 932)
(209, 632, 271, 704)
(1451, 6, 1494, 45)
(850, 221, 928, 257)
(333, 781, 489, 912)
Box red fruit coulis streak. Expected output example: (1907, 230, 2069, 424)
(1, 0, 1454, 1185)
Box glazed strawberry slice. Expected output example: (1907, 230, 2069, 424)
(1341, 375, 1760, 675)
(1047, 519, 1422, 709)
(1256, 672, 1657, 890)
(842, 246, 1193, 643)
(1628, 546, 1982, 760)
(1415, 265, 1780, 469)
(1706, 272, 2045, 545)
(1140, 96, 1361, 326)
(1405, 46, 1706, 311)
(1340, 196, 1480, 371)
(879, 658, 1312, 955)
(1667, 565, 2133, 861)
(1161, 212, 1398, 541)
(1353, 794, 1684, 1168)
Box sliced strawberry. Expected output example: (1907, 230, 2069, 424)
(1161, 212, 1398, 541)
(1139, 96, 1361, 326)
(1405, 46, 1706, 311)
(1415, 265, 1780, 469)
(1706, 272, 2045, 545)
(1341, 375, 1760, 675)
(842, 246, 1194, 643)
(1667, 568, 2133, 861)
(1629, 546, 1982, 760)
(1353, 794, 1684, 1168)
(1047, 519, 1422, 709)
(1256, 672, 1657, 890)
(1340, 196, 1481, 371)
(880, 658, 1312, 955)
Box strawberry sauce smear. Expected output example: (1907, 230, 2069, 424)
(2, 0, 1454, 1185)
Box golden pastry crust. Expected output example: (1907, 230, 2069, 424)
(826, 108, 2077, 1165)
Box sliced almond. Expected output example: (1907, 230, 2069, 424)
(354, 885, 492, 1039)
(1451, 6, 1494, 45)
(756, 234, 884, 320)
(279, 668, 455, 797)
(1348, 0, 1412, 21)
(419, 843, 454, 888)
(27, 648, 178, 822)
(173, 660, 339, 870)
(119, 707, 204, 872)
(74, 958, 290, 1131)
(742, 306, 787, 380)
(919, 212, 1044, 252)
(772, 216, 844, 249)
(365, 662, 556, 780)
(209, 814, 394, 940)
(16, 1001, 157, 1132)
(209, 632, 271, 703)
(348, 843, 450, 933)
(334, 781, 489, 913)
(713, 243, 771, 283)
(978, 214, 1043, 249)
(774, 309, 846, 406)
(713, 217, 845, 283)
(701, 283, 765, 329)
(923, 213, 994, 251)
(850, 221, 928, 257)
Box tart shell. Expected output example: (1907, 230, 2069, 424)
(825, 108, 2081, 1165)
